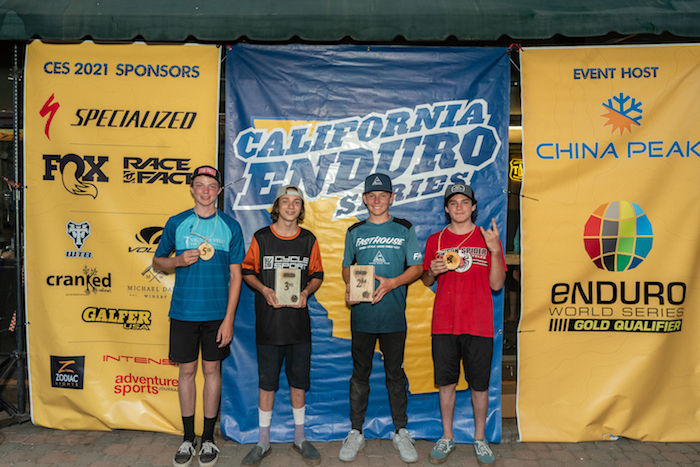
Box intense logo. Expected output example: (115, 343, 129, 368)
(601, 93, 643, 136)
(50, 355, 85, 389)
(43, 154, 109, 198)
(583, 201, 653, 271)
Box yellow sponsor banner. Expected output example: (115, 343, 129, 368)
(520, 45, 700, 441)
(24, 41, 220, 432)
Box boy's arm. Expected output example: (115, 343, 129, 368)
(217, 264, 242, 348)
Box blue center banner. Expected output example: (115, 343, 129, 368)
(222, 44, 509, 443)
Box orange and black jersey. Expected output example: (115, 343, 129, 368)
(242, 225, 323, 345)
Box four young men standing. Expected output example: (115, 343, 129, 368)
(156, 168, 505, 466)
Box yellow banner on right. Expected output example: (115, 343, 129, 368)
(520, 45, 700, 442)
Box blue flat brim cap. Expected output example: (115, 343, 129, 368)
(364, 173, 392, 193)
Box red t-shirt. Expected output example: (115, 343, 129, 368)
(423, 227, 505, 338)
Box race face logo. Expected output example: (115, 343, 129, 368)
(123, 157, 191, 184)
(129, 226, 163, 254)
(50, 355, 85, 389)
(583, 201, 653, 271)
(43, 153, 109, 198)
(40, 94, 60, 141)
(601, 93, 643, 136)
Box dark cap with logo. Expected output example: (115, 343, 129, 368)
(191, 165, 222, 185)
(364, 173, 393, 193)
(444, 183, 476, 205)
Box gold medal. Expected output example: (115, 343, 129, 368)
(198, 242, 215, 261)
(444, 251, 460, 270)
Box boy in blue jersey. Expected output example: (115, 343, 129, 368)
(339, 173, 423, 464)
(153, 165, 244, 467)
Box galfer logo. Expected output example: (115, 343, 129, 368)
(601, 93, 643, 136)
(43, 154, 109, 198)
(82, 307, 152, 330)
(129, 226, 163, 254)
(233, 100, 502, 220)
(583, 201, 653, 271)
(65, 220, 92, 258)
(50, 355, 85, 389)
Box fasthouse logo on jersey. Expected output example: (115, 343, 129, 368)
(233, 100, 502, 220)
(355, 236, 406, 247)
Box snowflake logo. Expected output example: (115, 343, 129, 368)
(601, 93, 643, 136)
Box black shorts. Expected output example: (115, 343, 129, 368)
(432, 334, 493, 391)
(257, 342, 311, 391)
(169, 318, 230, 363)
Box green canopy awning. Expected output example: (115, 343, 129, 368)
(1, 0, 699, 43)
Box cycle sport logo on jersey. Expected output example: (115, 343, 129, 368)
(601, 93, 643, 136)
(583, 201, 653, 272)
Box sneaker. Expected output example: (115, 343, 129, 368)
(474, 439, 495, 464)
(241, 444, 271, 467)
(392, 428, 418, 463)
(173, 440, 197, 467)
(292, 439, 321, 466)
(338, 429, 365, 462)
(429, 438, 455, 464)
(198, 440, 220, 467)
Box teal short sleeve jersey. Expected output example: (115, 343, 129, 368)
(342, 216, 423, 333)
(154, 208, 245, 322)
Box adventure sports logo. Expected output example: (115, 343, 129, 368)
(233, 100, 502, 220)
(65, 220, 93, 258)
(50, 355, 85, 389)
(601, 93, 643, 136)
(583, 201, 653, 271)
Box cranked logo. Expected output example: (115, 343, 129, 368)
(65, 220, 92, 259)
(46, 266, 112, 296)
(233, 100, 502, 220)
(50, 355, 85, 390)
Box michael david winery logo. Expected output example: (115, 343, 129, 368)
(50, 355, 85, 389)
(583, 200, 653, 271)
(65, 220, 92, 258)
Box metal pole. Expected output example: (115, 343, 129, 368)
(12, 42, 26, 416)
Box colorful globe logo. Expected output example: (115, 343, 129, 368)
(583, 201, 653, 272)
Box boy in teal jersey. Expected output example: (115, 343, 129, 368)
(154, 165, 244, 467)
(339, 173, 423, 464)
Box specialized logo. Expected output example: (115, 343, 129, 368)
(65, 220, 93, 258)
(583, 201, 653, 272)
(46, 266, 112, 295)
(82, 307, 151, 330)
(601, 93, 643, 136)
(40, 94, 60, 140)
(233, 100, 502, 220)
(123, 157, 191, 184)
(43, 153, 109, 198)
(50, 355, 85, 389)
(129, 226, 163, 254)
